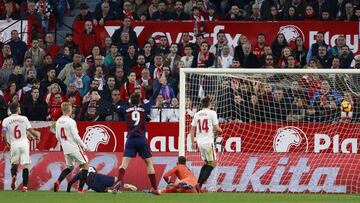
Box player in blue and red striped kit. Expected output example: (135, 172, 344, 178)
(94, 76, 166, 194)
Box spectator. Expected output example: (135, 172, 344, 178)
(95, 0, 118, 19)
(102, 76, 117, 102)
(351, 55, 360, 68)
(105, 89, 122, 121)
(166, 97, 179, 122)
(8, 65, 24, 87)
(305, 58, 320, 69)
(44, 33, 61, 59)
(35, 0, 52, 32)
(150, 54, 164, 80)
(253, 33, 267, 60)
(304, 5, 317, 20)
(310, 80, 341, 122)
(157, 35, 170, 55)
(21, 1, 43, 39)
(0, 56, 15, 89)
(339, 45, 354, 69)
(140, 42, 154, 66)
(94, 2, 116, 26)
(76, 3, 94, 21)
(170, 0, 189, 20)
(285, 0, 306, 16)
(230, 58, 241, 68)
(58, 52, 88, 86)
(239, 43, 260, 68)
(192, 42, 214, 68)
(41, 67, 66, 94)
(68, 92, 82, 121)
(181, 46, 194, 68)
(150, 94, 167, 122)
(0, 2, 20, 21)
(54, 47, 72, 74)
(138, 68, 154, 100)
(148, 0, 159, 18)
(248, 3, 262, 20)
(266, 6, 282, 21)
(225, 5, 246, 20)
(82, 80, 101, 104)
(134, 0, 148, 18)
(21, 56, 36, 80)
(110, 55, 124, 75)
(262, 54, 275, 69)
(111, 18, 138, 48)
(79, 21, 101, 56)
(306, 32, 329, 62)
(39, 54, 54, 80)
(218, 45, 233, 69)
(160, 76, 175, 106)
(114, 66, 127, 88)
(102, 37, 112, 56)
(131, 54, 147, 79)
(329, 35, 346, 58)
(7, 30, 27, 65)
(81, 90, 105, 121)
(193, 33, 205, 55)
(283, 6, 303, 20)
(178, 32, 195, 56)
(271, 33, 289, 60)
(284, 55, 299, 69)
(91, 66, 106, 91)
(3, 81, 24, 104)
(63, 33, 79, 55)
(260, 46, 274, 67)
(22, 87, 48, 121)
(118, 1, 139, 20)
(164, 43, 181, 75)
(68, 63, 91, 97)
(85, 46, 106, 76)
(339, 2, 356, 21)
(293, 37, 308, 68)
(120, 71, 145, 103)
(315, 45, 331, 68)
(354, 7, 360, 21)
(23, 70, 37, 91)
(24, 39, 46, 69)
(210, 32, 233, 60)
(66, 83, 82, 106)
(0, 44, 14, 68)
(54, 0, 67, 28)
(104, 43, 119, 68)
(23, 79, 42, 100)
(123, 44, 138, 70)
(321, 10, 332, 21)
(311, 0, 335, 19)
(152, 1, 170, 20)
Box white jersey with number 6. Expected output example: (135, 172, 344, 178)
(56, 116, 87, 154)
(2, 114, 32, 148)
(191, 108, 219, 145)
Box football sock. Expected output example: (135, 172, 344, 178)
(22, 168, 29, 187)
(11, 165, 17, 177)
(197, 165, 207, 186)
(198, 165, 214, 187)
(78, 169, 88, 190)
(148, 174, 157, 190)
(118, 168, 125, 181)
(58, 168, 72, 182)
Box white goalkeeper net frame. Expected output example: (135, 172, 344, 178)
(179, 68, 360, 194)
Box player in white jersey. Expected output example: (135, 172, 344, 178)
(1, 102, 40, 192)
(190, 97, 222, 192)
(54, 102, 90, 193)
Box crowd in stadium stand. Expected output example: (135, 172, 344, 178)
(0, 0, 359, 123)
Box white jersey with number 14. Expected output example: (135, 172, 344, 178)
(56, 116, 87, 154)
(191, 108, 219, 145)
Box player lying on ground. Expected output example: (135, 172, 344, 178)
(156, 156, 198, 194)
(190, 96, 222, 192)
(2, 102, 41, 192)
(54, 102, 91, 193)
(67, 166, 137, 193)
(93, 73, 166, 194)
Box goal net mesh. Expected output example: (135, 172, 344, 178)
(183, 71, 360, 193)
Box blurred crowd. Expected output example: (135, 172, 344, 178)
(0, 0, 359, 123)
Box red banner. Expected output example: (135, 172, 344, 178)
(73, 20, 360, 55)
(0, 152, 359, 193)
(1, 122, 359, 154)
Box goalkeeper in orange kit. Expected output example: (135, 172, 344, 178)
(155, 156, 198, 194)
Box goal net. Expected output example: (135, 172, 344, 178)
(179, 68, 360, 194)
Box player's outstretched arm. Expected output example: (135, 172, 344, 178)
(93, 93, 126, 114)
(144, 76, 166, 112)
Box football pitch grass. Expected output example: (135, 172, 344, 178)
(0, 191, 359, 203)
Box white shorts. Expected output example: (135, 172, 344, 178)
(10, 146, 31, 165)
(64, 151, 88, 168)
(198, 143, 216, 162)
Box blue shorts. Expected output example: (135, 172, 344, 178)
(90, 173, 115, 192)
(124, 136, 152, 159)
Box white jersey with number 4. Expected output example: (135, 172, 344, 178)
(191, 108, 219, 145)
(2, 114, 32, 148)
(56, 116, 87, 154)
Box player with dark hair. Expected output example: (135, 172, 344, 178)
(93, 76, 167, 194)
(2, 102, 41, 192)
(67, 166, 137, 193)
(190, 96, 222, 192)
(157, 156, 198, 194)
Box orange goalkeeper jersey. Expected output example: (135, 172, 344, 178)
(163, 164, 197, 186)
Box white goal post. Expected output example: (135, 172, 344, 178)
(179, 68, 360, 156)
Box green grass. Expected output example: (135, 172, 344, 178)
(0, 191, 358, 203)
